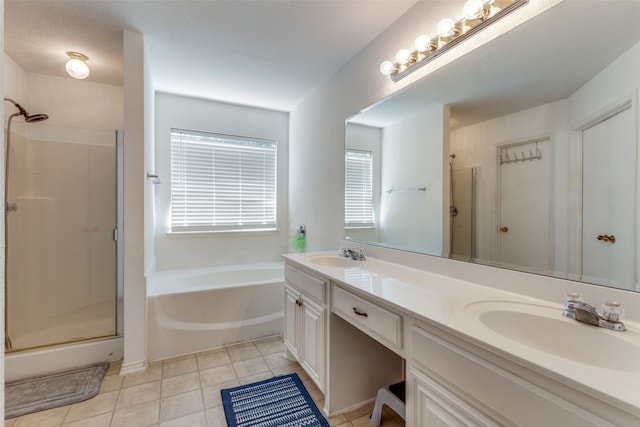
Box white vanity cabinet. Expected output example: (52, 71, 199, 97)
(282, 253, 640, 425)
(407, 321, 633, 427)
(284, 264, 327, 392)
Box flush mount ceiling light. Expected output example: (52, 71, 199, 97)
(65, 51, 90, 79)
(380, 0, 528, 82)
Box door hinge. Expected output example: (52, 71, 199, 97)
(112, 228, 119, 242)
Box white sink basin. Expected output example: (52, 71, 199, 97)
(307, 254, 363, 268)
(465, 300, 640, 372)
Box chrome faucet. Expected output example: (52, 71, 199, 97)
(562, 295, 626, 331)
(340, 247, 366, 261)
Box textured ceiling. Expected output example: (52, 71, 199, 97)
(4, 0, 417, 111)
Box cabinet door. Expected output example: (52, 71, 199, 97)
(284, 285, 300, 360)
(301, 296, 325, 391)
(410, 367, 505, 427)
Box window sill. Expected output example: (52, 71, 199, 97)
(166, 228, 279, 239)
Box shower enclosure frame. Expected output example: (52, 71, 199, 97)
(3, 115, 124, 379)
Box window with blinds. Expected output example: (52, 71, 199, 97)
(170, 129, 277, 232)
(345, 149, 375, 228)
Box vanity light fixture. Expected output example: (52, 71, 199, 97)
(65, 51, 90, 79)
(380, 0, 528, 82)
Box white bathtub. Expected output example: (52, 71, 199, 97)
(147, 262, 284, 361)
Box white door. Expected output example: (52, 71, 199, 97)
(498, 139, 551, 273)
(582, 106, 636, 289)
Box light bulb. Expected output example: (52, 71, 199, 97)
(463, 0, 484, 20)
(395, 49, 411, 65)
(437, 18, 456, 38)
(414, 35, 432, 52)
(65, 52, 90, 80)
(379, 61, 395, 76)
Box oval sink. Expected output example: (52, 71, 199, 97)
(307, 255, 363, 268)
(465, 301, 640, 372)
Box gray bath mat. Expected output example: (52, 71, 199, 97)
(5, 362, 109, 419)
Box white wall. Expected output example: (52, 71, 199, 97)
(154, 93, 289, 271)
(380, 107, 445, 254)
(121, 31, 147, 374)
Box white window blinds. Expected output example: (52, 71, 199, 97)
(345, 149, 374, 228)
(170, 129, 277, 232)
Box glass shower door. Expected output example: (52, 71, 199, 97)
(6, 125, 117, 351)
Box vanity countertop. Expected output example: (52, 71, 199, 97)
(282, 251, 640, 417)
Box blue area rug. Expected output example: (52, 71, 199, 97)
(221, 373, 329, 427)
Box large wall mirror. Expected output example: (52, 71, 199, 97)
(345, 1, 640, 292)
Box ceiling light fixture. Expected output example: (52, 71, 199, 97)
(380, 0, 528, 82)
(65, 51, 90, 79)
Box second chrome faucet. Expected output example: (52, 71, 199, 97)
(562, 294, 626, 331)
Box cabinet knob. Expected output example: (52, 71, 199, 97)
(500, 226, 509, 233)
(597, 234, 616, 243)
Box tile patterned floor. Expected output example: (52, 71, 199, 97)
(4, 337, 404, 427)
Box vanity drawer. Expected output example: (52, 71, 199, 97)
(285, 264, 327, 303)
(333, 285, 402, 351)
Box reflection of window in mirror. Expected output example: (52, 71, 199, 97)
(345, 149, 374, 229)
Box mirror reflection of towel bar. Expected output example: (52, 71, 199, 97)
(386, 186, 426, 194)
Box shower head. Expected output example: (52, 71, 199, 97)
(24, 113, 49, 123)
(4, 98, 48, 123)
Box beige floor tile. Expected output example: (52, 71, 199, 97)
(196, 349, 231, 371)
(4, 419, 17, 427)
(105, 360, 122, 377)
(11, 406, 69, 427)
(328, 413, 349, 426)
(352, 411, 403, 427)
(232, 357, 270, 379)
(116, 380, 161, 409)
(163, 355, 198, 379)
(238, 371, 273, 385)
(302, 378, 324, 402)
(61, 412, 112, 427)
(344, 402, 375, 421)
(204, 406, 227, 427)
(201, 379, 239, 409)
(159, 410, 207, 427)
(227, 343, 261, 362)
(255, 337, 285, 355)
(263, 352, 296, 370)
(159, 389, 204, 422)
(64, 391, 118, 423)
(162, 372, 201, 398)
(384, 406, 405, 425)
(122, 364, 162, 388)
(199, 364, 237, 387)
(110, 400, 160, 427)
(271, 363, 310, 380)
(99, 374, 123, 394)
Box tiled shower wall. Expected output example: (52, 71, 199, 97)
(6, 126, 117, 350)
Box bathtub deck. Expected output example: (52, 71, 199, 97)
(4, 336, 405, 427)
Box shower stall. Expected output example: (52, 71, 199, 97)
(3, 99, 122, 361)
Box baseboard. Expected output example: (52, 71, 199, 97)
(119, 359, 147, 376)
